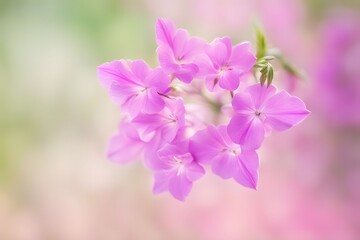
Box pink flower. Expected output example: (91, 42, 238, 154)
(156, 18, 205, 83)
(227, 83, 310, 150)
(196, 37, 256, 91)
(315, 11, 360, 126)
(190, 125, 259, 189)
(97, 59, 170, 117)
(132, 98, 186, 143)
(108, 121, 168, 169)
(107, 122, 145, 164)
(152, 141, 205, 201)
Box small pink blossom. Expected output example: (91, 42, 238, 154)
(152, 141, 205, 201)
(227, 83, 310, 150)
(196, 37, 256, 91)
(97, 59, 170, 117)
(107, 122, 145, 164)
(190, 125, 259, 189)
(107, 121, 167, 169)
(132, 98, 186, 143)
(156, 18, 205, 83)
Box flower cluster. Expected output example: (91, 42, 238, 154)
(97, 18, 310, 201)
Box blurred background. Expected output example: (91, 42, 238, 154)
(1, 0, 360, 239)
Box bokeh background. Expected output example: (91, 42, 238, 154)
(1, 0, 360, 239)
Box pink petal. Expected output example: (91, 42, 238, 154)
(233, 151, 259, 189)
(221, 37, 233, 60)
(163, 98, 186, 119)
(109, 83, 141, 106)
(194, 54, 216, 77)
(227, 114, 265, 150)
(97, 60, 135, 90)
(205, 37, 231, 69)
(121, 90, 147, 117)
(174, 63, 199, 83)
(107, 123, 144, 164)
(185, 162, 205, 181)
(211, 154, 238, 179)
(132, 113, 162, 142)
(161, 122, 180, 142)
(153, 172, 171, 194)
(182, 37, 206, 60)
(130, 59, 150, 80)
(155, 18, 176, 48)
(232, 92, 254, 114)
(218, 69, 240, 91)
(169, 174, 192, 201)
(172, 29, 190, 60)
(189, 125, 226, 164)
(157, 46, 179, 73)
(157, 141, 188, 158)
(229, 42, 256, 71)
(143, 67, 171, 93)
(247, 84, 277, 109)
(143, 88, 165, 114)
(205, 75, 220, 92)
(264, 90, 310, 131)
(143, 135, 166, 169)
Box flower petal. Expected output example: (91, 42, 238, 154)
(120, 90, 147, 117)
(132, 113, 162, 142)
(229, 42, 256, 71)
(246, 83, 277, 109)
(227, 114, 265, 150)
(107, 123, 144, 164)
(211, 154, 238, 179)
(157, 46, 179, 73)
(172, 28, 189, 59)
(155, 18, 176, 48)
(130, 59, 150, 80)
(144, 67, 171, 93)
(174, 63, 198, 83)
(97, 60, 135, 90)
(189, 125, 227, 164)
(233, 151, 259, 189)
(218, 69, 240, 91)
(194, 54, 217, 77)
(185, 162, 205, 181)
(205, 37, 231, 69)
(205, 75, 220, 92)
(143, 88, 165, 114)
(232, 92, 254, 114)
(263, 90, 310, 131)
(152, 171, 171, 194)
(182, 37, 206, 60)
(169, 174, 192, 201)
(161, 122, 179, 143)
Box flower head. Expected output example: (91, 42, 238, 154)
(156, 18, 205, 83)
(196, 37, 256, 91)
(228, 83, 310, 150)
(97, 59, 170, 117)
(190, 125, 259, 189)
(152, 141, 205, 201)
(132, 98, 186, 143)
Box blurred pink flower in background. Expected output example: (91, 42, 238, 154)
(314, 10, 360, 126)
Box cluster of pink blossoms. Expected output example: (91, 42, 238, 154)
(97, 18, 310, 201)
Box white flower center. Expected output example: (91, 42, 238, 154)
(173, 156, 185, 176)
